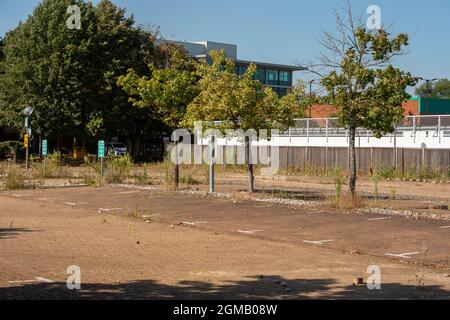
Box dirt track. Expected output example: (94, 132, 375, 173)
(1, 185, 450, 299)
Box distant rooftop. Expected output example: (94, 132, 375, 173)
(166, 40, 306, 72)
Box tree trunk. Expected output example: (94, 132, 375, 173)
(126, 138, 133, 157)
(133, 138, 141, 160)
(246, 139, 254, 193)
(349, 125, 357, 200)
(57, 134, 63, 152)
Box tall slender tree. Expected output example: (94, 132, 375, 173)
(319, 3, 416, 199)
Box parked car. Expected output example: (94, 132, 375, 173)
(107, 142, 128, 157)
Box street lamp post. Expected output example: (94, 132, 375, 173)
(418, 77, 440, 112)
(304, 67, 323, 119)
(23, 106, 33, 171)
(308, 79, 315, 118)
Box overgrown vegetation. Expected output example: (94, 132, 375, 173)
(374, 165, 450, 182)
(2, 164, 27, 190)
(104, 155, 133, 183)
(31, 151, 69, 179)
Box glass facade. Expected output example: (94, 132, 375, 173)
(255, 67, 266, 83)
(279, 71, 291, 86)
(267, 69, 279, 85)
(234, 64, 293, 96)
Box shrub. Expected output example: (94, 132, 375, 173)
(105, 154, 133, 183)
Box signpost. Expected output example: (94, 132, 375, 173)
(209, 135, 215, 193)
(23, 106, 33, 172)
(98, 140, 105, 177)
(42, 140, 48, 173)
(24, 134, 29, 171)
(42, 140, 48, 157)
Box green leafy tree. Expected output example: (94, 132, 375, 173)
(0, 0, 97, 148)
(319, 4, 416, 199)
(117, 46, 199, 130)
(0, 0, 160, 155)
(183, 50, 305, 193)
(0, 37, 4, 72)
(415, 79, 450, 99)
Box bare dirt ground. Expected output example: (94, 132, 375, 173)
(1, 184, 450, 300)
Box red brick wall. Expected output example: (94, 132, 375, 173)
(402, 100, 419, 116)
(309, 105, 338, 118)
(308, 101, 419, 118)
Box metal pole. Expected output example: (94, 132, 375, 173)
(209, 136, 215, 193)
(393, 122, 397, 170)
(175, 141, 179, 191)
(25, 116, 29, 171)
(438, 115, 441, 144)
(100, 157, 104, 177)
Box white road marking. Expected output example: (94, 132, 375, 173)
(255, 205, 273, 208)
(11, 194, 32, 198)
(238, 230, 263, 235)
(35, 277, 55, 283)
(98, 208, 123, 213)
(368, 217, 392, 221)
(182, 221, 208, 226)
(8, 280, 37, 284)
(65, 202, 86, 206)
(440, 226, 450, 229)
(9, 277, 55, 284)
(303, 239, 335, 245)
(385, 252, 421, 259)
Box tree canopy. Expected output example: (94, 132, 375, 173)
(415, 79, 450, 99)
(0, 0, 167, 152)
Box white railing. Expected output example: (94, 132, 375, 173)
(283, 115, 450, 141)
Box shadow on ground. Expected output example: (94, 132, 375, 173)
(0, 228, 37, 240)
(243, 189, 327, 201)
(1, 275, 449, 300)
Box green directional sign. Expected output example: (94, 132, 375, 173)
(98, 140, 105, 158)
(42, 140, 48, 156)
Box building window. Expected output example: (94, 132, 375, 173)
(279, 70, 291, 86)
(239, 66, 248, 75)
(254, 67, 266, 84)
(268, 69, 279, 85)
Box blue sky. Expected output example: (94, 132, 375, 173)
(1, 0, 449, 93)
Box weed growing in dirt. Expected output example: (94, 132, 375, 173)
(180, 174, 200, 185)
(372, 171, 381, 201)
(31, 151, 69, 179)
(333, 167, 344, 203)
(105, 155, 133, 183)
(2, 164, 27, 190)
